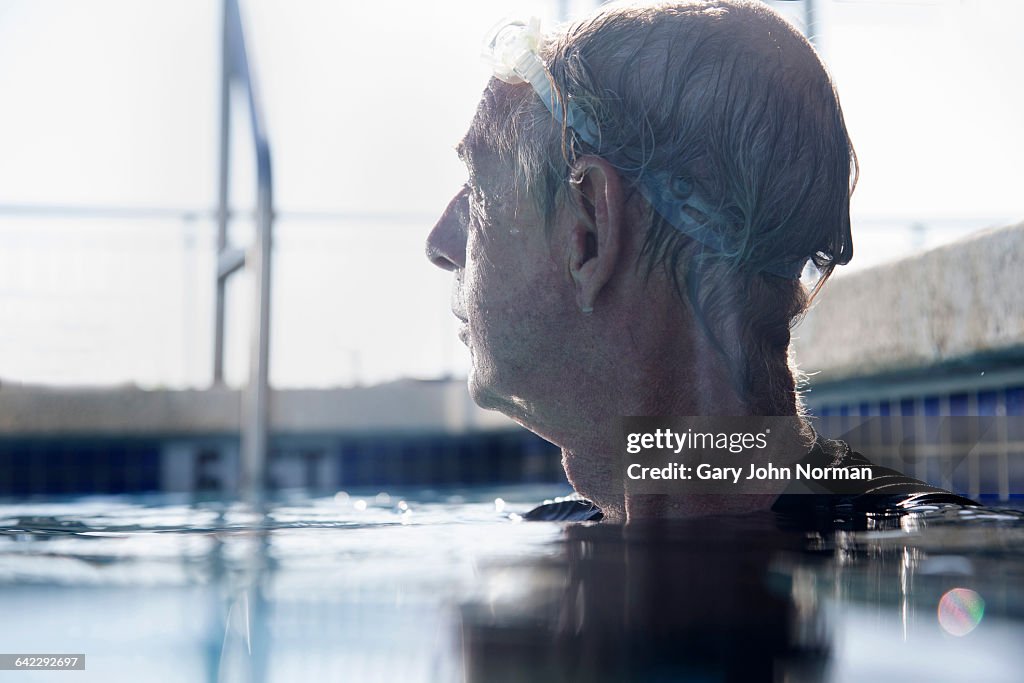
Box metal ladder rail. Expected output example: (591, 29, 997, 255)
(215, 0, 273, 500)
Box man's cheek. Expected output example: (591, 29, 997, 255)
(464, 259, 502, 309)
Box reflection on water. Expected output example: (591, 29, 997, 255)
(0, 488, 1022, 682)
(463, 515, 823, 682)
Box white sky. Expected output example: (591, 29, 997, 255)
(0, 0, 1021, 388)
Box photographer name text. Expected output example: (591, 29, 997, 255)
(626, 462, 873, 484)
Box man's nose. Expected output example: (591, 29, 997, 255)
(425, 188, 468, 271)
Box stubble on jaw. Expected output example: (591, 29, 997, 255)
(561, 447, 625, 520)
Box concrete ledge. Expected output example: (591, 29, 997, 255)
(793, 221, 1024, 384)
(0, 379, 517, 436)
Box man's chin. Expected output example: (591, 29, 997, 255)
(467, 371, 513, 414)
(466, 370, 537, 431)
(563, 451, 624, 514)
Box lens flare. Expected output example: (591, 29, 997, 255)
(937, 588, 984, 636)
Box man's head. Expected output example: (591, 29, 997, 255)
(426, 0, 855, 470)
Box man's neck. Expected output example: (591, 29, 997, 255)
(514, 281, 801, 521)
(544, 363, 766, 522)
(546, 370, 809, 522)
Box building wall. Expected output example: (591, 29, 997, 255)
(795, 221, 1024, 500)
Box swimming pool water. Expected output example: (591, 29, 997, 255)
(0, 487, 1022, 682)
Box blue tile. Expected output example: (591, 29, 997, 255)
(900, 398, 916, 417)
(1007, 386, 1024, 416)
(978, 390, 998, 416)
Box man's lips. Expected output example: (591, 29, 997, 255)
(453, 311, 469, 343)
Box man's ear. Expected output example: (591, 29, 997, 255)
(566, 156, 625, 314)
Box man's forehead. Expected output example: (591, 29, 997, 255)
(457, 79, 517, 168)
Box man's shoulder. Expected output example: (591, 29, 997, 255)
(772, 436, 977, 516)
(522, 437, 976, 524)
(523, 495, 603, 522)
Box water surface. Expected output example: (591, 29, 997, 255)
(1, 487, 1021, 682)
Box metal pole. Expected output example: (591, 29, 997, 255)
(805, 0, 819, 51)
(214, 0, 231, 386)
(216, 0, 274, 499)
(243, 149, 273, 499)
(231, 0, 274, 500)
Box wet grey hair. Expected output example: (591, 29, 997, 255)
(471, 0, 857, 416)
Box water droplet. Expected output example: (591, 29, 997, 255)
(375, 492, 391, 505)
(354, 500, 367, 512)
(494, 498, 506, 513)
(333, 491, 350, 505)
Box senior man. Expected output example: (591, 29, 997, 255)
(426, 1, 971, 521)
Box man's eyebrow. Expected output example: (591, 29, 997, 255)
(455, 137, 477, 168)
(456, 128, 484, 167)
